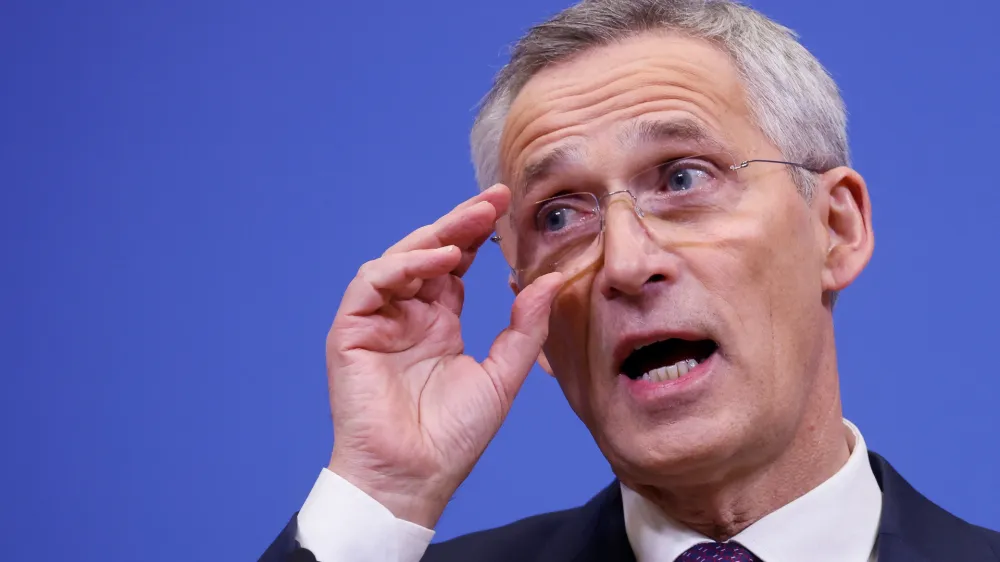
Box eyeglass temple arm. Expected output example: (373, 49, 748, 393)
(734, 159, 824, 174)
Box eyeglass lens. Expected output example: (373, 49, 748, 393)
(504, 152, 752, 287)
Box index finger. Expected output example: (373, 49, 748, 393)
(383, 183, 511, 257)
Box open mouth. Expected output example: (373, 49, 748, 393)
(619, 338, 718, 383)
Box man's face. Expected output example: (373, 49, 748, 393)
(497, 33, 866, 486)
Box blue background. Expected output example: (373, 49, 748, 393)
(2, 1, 998, 560)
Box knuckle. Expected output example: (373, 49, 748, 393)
(356, 259, 382, 281)
(384, 225, 434, 256)
(325, 328, 339, 355)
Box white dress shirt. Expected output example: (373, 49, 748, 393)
(296, 419, 883, 561)
(622, 419, 882, 562)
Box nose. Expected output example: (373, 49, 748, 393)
(597, 196, 678, 298)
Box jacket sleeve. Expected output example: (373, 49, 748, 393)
(258, 513, 315, 562)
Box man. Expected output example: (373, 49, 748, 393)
(261, 0, 1000, 560)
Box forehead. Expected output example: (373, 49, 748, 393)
(499, 33, 761, 190)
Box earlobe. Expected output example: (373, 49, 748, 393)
(820, 167, 875, 293)
(508, 272, 520, 295)
(537, 351, 554, 376)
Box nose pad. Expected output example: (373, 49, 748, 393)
(598, 190, 644, 233)
(603, 198, 649, 251)
(597, 190, 672, 297)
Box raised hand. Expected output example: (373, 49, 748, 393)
(326, 184, 563, 529)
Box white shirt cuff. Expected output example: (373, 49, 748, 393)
(295, 468, 435, 562)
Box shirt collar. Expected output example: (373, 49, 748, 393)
(621, 419, 883, 562)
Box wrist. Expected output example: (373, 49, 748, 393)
(327, 456, 450, 529)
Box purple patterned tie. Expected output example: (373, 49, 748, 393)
(675, 542, 762, 561)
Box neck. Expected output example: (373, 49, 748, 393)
(626, 360, 850, 540)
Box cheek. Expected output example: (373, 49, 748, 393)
(689, 215, 775, 321)
(543, 280, 598, 419)
(707, 193, 817, 294)
(690, 200, 820, 363)
(755, 200, 826, 327)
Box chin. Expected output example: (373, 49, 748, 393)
(598, 412, 755, 486)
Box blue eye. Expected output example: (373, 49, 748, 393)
(530, 193, 600, 236)
(665, 167, 710, 192)
(542, 207, 575, 232)
(533, 194, 598, 234)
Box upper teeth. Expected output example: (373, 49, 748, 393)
(641, 358, 699, 382)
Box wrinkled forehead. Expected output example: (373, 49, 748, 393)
(498, 33, 763, 195)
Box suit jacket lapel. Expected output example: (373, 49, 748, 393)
(869, 451, 997, 562)
(529, 481, 636, 562)
(576, 483, 636, 562)
(499, 452, 995, 562)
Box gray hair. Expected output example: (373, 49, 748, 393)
(469, 0, 849, 199)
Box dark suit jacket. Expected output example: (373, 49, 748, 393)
(260, 452, 1000, 561)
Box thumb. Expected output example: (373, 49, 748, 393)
(481, 272, 565, 412)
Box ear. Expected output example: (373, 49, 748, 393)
(818, 167, 874, 294)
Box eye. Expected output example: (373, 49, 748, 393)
(662, 166, 711, 192)
(532, 194, 597, 234)
(655, 158, 719, 193)
(539, 206, 578, 232)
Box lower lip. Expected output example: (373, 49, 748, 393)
(618, 352, 717, 407)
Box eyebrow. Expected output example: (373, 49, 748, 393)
(518, 143, 587, 196)
(616, 118, 724, 152)
(517, 118, 724, 196)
